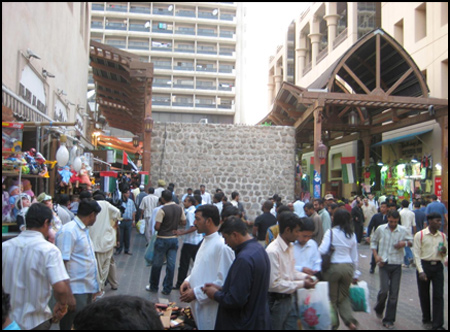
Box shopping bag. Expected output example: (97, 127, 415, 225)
(144, 232, 157, 266)
(136, 219, 145, 235)
(298, 281, 332, 330)
(349, 281, 370, 313)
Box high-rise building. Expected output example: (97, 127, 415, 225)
(89, 2, 244, 124)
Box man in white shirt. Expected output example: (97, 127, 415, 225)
(293, 217, 322, 277)
(2, 203, 75, 330)
(139, 187, 160, 244)
(180, 204, 235, 330)
(174, 196, 203, 289)
(293, 196, 306, 218)
(399, 199, 416, 268)
(266, 211, 317, 330)
(200, 184, 212, 205)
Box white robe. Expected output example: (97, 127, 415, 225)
(185, 231, 235, 330)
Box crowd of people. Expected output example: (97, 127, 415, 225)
(2, 177, 449, 330)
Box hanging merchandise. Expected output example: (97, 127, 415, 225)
(55, 134, 70, 167)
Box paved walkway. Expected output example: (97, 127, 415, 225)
(86, 229, 449, 330)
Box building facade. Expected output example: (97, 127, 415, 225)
(89, 2, 244, 124)
(266, 2, 448, 201)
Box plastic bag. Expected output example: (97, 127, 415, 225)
(136, 219, 145, 235)
(349, 281, 370, 313)
(144, 232, 157, 266)
(298, 282, 332, 330)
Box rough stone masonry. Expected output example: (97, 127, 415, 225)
(150, 122, 296, 221)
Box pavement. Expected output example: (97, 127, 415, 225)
(56, 228, 448, 330)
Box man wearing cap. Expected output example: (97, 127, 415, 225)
(135, 185, 147, 222)
(155, 180, 166, 198)
(56, 199, 102, 330)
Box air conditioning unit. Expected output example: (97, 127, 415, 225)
(199, 118, 208, 124)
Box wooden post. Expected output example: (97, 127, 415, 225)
(142, 81, 152, 184)
(313, 101, 325, 198)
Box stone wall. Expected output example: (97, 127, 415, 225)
(150, 123, 296, 221)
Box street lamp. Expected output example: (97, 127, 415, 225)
(144, 116, 154, 133)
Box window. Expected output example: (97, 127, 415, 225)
(415, 3, 427, 42)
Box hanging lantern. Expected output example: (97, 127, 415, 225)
(56, 134, 70, 166)
(144, 116, 154, 133)
(317, 141, 328, 160)
(133, 135, 139, 147)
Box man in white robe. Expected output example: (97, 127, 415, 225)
(180, 204, 235, 330)
(90, 193, 121, 291)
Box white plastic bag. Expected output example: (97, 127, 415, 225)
(298, 281, 332, 330)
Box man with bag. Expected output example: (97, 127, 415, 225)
(371, 210, 413, 330)
(266, 211, 317, 330)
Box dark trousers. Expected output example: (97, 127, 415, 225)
(354, 221, 363, 243)
(374, 264, 402, 324)
(416, 261, 444, 329)
(175, 243, 200, 288)
(118, 220, 133, 253)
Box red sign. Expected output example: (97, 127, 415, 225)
(435, 177, 442, 201)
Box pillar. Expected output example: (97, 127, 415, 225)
(313, 104, 324, 198)
(296, 47, 307, 80)
(438, 115, 448, 213)
(142, 81, 152, 180)
(308, 33, 322, 67)
(324, 14, 340, 53)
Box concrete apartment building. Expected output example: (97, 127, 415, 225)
(266, 2, 448, 200)
(89, 2, 244, 124)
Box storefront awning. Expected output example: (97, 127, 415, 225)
(371, 129, 433, 147)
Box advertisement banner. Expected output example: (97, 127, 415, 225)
(435, 177, 442, 201)
(313, 170, 321, 199)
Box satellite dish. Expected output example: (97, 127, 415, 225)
(168, 5, 174, 12)
(212, 9, 218, 16)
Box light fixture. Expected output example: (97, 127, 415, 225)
(56, 134, 70, 166)
(168, 4, 174, 12)
(435, 163, 442, 170)
(133, 135, 139, 147)
(348, 110, 358, 125)
(377, 160, 384, 166)
(212, 8, 219, 16)
(144, 116, 154, 132)
(42, 69, 55, 78)
(411, 155, 419, 163)
(317, 141, 328, 160)
(144, 21, 150, 29)
(26, 48, 41, 60)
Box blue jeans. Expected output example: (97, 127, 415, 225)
(404, 246, 413, 266)
(149, 237, 179, 294)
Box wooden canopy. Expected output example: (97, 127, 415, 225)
(89, 40, 154, 134)
(260, 29, 448, 151)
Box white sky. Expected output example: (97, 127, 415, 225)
(241, 2, 311, 124)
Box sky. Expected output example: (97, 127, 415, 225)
(241, 2, 311, 124)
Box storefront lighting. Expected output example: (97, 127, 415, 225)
(377, 160, 384, 166)
(411, 155, 419, 163)
(435, 163, 442, 170)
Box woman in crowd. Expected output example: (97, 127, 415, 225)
(319, 209, 360, 330)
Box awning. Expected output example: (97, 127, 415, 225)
(371, 129, 432, 147)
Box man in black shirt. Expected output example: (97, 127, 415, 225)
(253, 201, 277, 247)
(366, 201, 388, 273)
(203, 216, 272, 330)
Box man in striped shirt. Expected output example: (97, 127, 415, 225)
(2, 203, 74, 330)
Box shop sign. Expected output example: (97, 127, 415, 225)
(313, 170, 321, 199)
(435, 177, 442, 201)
